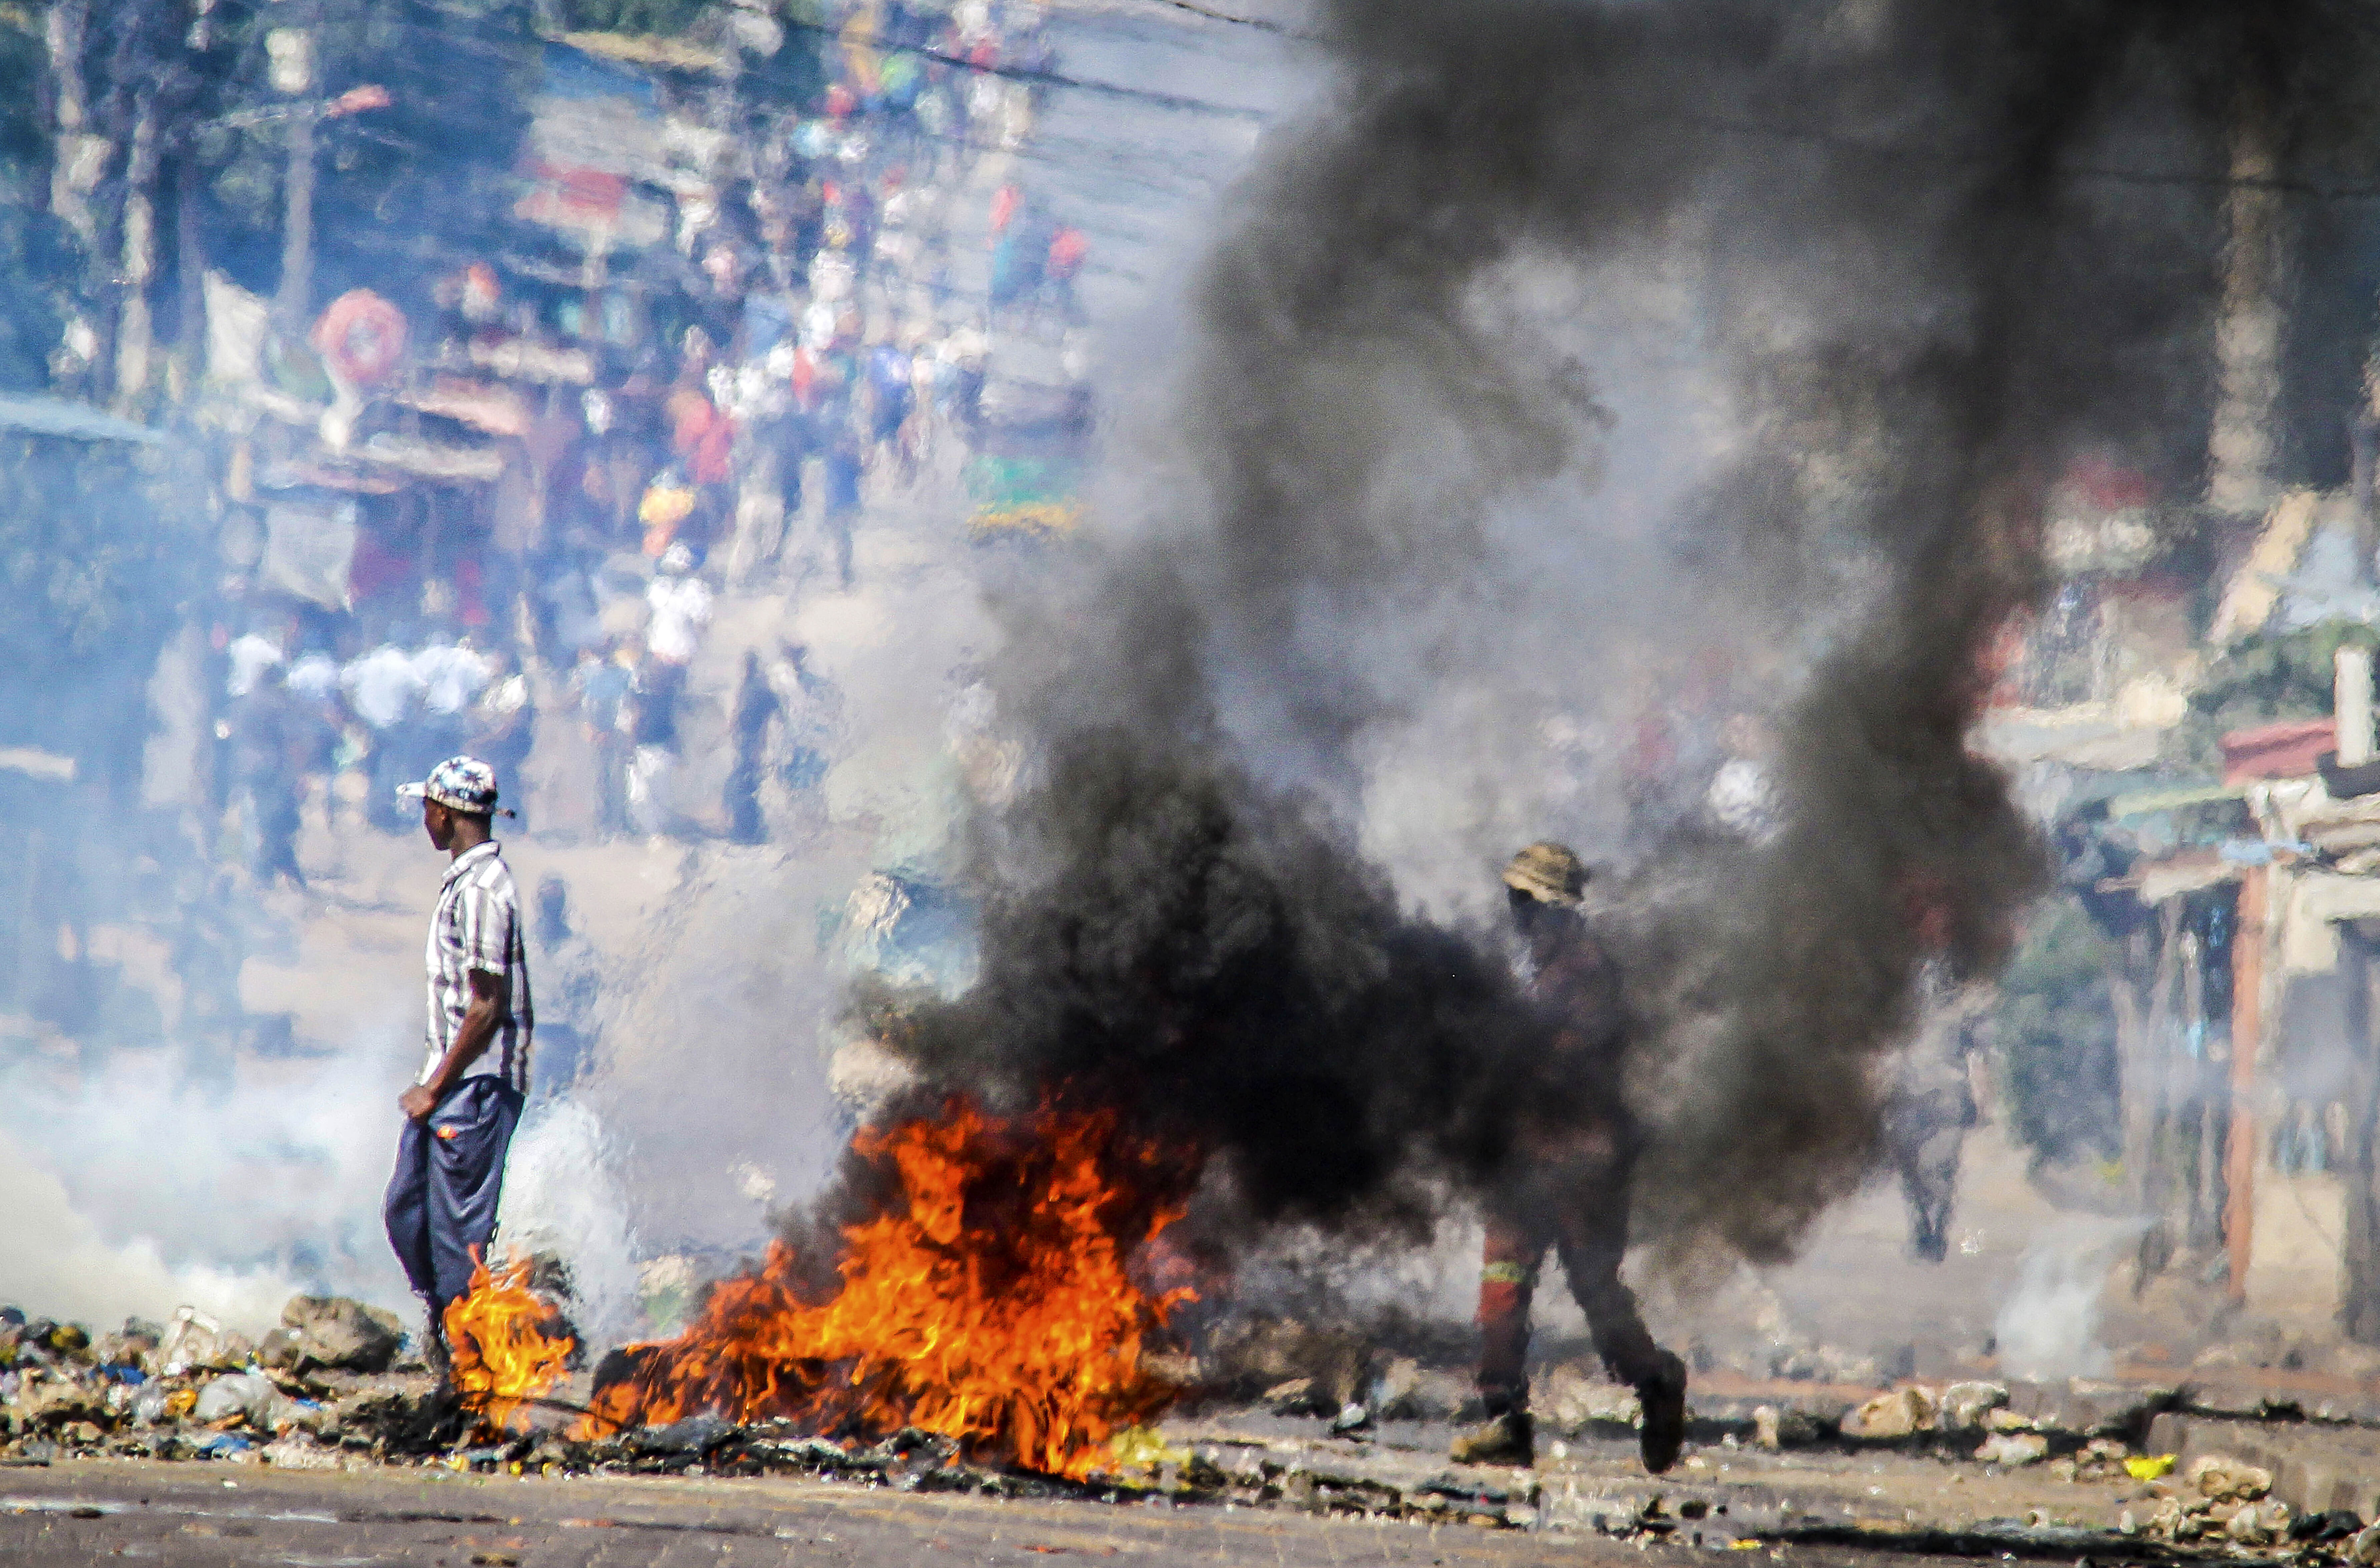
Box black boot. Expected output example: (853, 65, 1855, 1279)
(418, 1300, 453, 1381)
(1450, 1408, 1534, 1466)
(1636, 1349, 1688, 1474)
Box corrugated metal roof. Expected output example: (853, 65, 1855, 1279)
(0, 394, 163, 445)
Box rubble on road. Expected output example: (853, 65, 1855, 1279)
(0, 1297, 464, 1470)
(5, 1292, 2380, 1557)
(260, 1297, 405, 1376)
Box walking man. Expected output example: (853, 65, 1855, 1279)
(382, 756, 534, 1371)
(724, 650, 782, 844)
(1451, 842, 1688, 1473)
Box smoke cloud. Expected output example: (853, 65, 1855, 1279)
(858, 0, 2380, 1276)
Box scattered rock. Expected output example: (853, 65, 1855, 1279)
(2188, 1453, 2274, 1502)
(1841, 1386, 1936, 1441)
(1936, 1382, 2008, 1431)
(2228, 1499, 2292, 1545)
(1139, 1351, 1201, 1387)
(314, 1376, 458, 1453)
(1261, 1378, 1327, 1417)
(11, 1376, 110, 1434)
(259, 1436, 343, 1471)
(631, 1413, 739, 1458)
(266, 1297, 403, 1376)
(1976, 1431, 2050, 1467)
(1369, 1358, 1470, 1423)
(1767, 1344, 1881, 1385)
(2293, 1510, 2366, 1545)
(1542, 1366, 1641, 1433)
(1208, 1318, 1375, 1409)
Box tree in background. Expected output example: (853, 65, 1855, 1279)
(0, 430, 208, 791)
(559, 0, 712, 31)
(189, 0, 541, 318)
(0, 9, 83, 392)
(1995, 896, 2126, 1172)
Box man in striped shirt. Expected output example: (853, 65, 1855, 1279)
(382, 756, 535, 1369)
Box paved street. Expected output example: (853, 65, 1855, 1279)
(0, 1457, 1964, 1568)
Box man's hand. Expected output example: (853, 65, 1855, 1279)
(403, 970, 504, 1125)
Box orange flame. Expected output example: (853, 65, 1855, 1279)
(444, 1254, 576, 1433)
(578, 1099, 1195, 1479)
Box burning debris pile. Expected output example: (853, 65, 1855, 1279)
(578, 1100, 1194, 1480)
(442, 1258, 576, 1435)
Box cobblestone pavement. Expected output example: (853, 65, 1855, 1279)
(0, 1458, 1954, 1568)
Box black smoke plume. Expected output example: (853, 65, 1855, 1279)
(847, 0, 2380, 1271)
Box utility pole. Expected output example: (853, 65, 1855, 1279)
(2208, 90, 2285, 521)
(42, 0, 99, 250)
(268, 23, 318, 328)
(115, 107, 161, 406)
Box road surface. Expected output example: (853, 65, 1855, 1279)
(0, 1456, 1979, 1568)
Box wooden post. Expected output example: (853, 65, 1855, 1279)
(2343, 923, 2380, 1341)
(2134, 905, 2183, 1281)
(2226, 865, 2269, 1302)
(278, 107, 315, 330)
(42, 0, 95, 249)
(114, 103, 159, 407)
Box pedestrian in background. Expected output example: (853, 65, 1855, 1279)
(468, 647, 536, 827)
(571, 641, 633, 839)
(725, 649, 782, 844)
(343, 634, 425, 833)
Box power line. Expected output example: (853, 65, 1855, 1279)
(1105, 0, 2380, 200)
(1123, 0, 1305, 38)
(1651, 102, 2380, 200)
(788, 18, 1268, 121)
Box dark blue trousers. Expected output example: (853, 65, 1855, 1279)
(383, 1077, 524, 1309)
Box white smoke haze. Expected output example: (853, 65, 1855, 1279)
(495, 1100, 642, 1350)
(1993, 1220, 2140, 1383)
(0, 1035, 415, 1333)
(0, 1132, 295, 1334)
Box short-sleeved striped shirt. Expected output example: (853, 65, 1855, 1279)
(421, 840, 534, 1091)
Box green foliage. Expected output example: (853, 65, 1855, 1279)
(0, 10, 43, 166)
(194, 0, 543, 302)
(2168, 619, 2379, 770)
(0, 437, 205, 696)
(0, 15, 76, 393)
(559, 0, 713, 33)
(1995, 896, 2124, 1167)
(0, 179, 78, 393)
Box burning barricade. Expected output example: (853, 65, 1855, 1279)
(569, 1097, 1195, 1481)
(442, 1256, 576, 1436)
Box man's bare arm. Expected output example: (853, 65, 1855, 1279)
(398, 969, 507, 1122)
